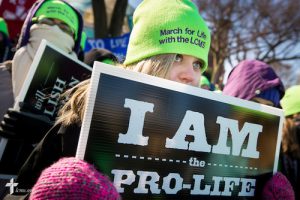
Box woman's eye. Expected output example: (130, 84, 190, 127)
(175, 54, 183, 62)
(193, 60, 204, 71)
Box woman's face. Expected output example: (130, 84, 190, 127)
(35, 18, 75, 39)
(166, 54, 203, 87)
(292, 113, 300, 127)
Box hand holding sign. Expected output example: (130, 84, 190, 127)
(0, 107, 53, 142)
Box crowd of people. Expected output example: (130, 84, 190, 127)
(0, 0, 299, 199)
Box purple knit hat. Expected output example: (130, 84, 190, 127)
(223, 60, 285, 102)
(262, 172, 295, 200)
(29, 157, 121, 200)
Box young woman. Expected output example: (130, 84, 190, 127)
(15, 0, 211, 195)
(280, 85, 300, 199)
(223, 60, 295, 199)
(223, 59, 285, 107)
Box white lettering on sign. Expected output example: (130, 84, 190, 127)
(88, 39, 105, 49)
(111, 169, 256, 196)
(162, 173, 183, 194)
(191, 175, 210, 194)
(165, 110, 211, 152)
(117, 98, 262, 159)
(43, 77, 66, 116)
(212, 117, 262, 158)
(239, 178, 255, 196)
(210, 176, 223, 195)
(189, 157, 206, 167)
(42, 76, 80, 117)
(133, 171, 161, 194)
(222, 177, 240, 196)
(118, 98, 154, 146)
(68, 76, 80, 88)
(111, 169, 135, 193)
(110, 38, 128, 48)
(34, 90, 46, 110)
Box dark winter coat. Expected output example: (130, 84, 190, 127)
(0, 61, 13, 121)
(16, 122, 81, 191)
(280, 126, 300, 200)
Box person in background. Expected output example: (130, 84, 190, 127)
(0, 17, 14, 121)
(280, 85, 300, 199)
(84, 48, 118, 67)
(0, 61, 13, 122)
(199, 75, 211, 90)
(78, 31, 87, 61)
(0, 18, 13, 63)
(0, 0, 83, 179)
(223, 59, 295, 199)
(12, 0, 83, 98)
(15, 0, 211, 195)
(223, 60, 284, 107)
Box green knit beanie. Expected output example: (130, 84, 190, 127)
(124, 0, 211, 72)
(80, 31, 87, 50)
(0, 17, 9, 37)
(280, 85, 300, 116)
(34, 0, 78, 39)
(200, 75, 210, 86)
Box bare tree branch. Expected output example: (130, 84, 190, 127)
(197, 0, 300, 86)
(92, 0, 107, 38)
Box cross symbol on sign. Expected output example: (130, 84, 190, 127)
(5, 178, 18, 194)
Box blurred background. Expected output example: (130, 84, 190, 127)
(1, 0, 299, 89)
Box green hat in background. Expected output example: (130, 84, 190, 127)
(0, 17, 9, 37)
(102, 58, 115, 65)
(280, 85, 300, 116)
(200, 75, 210, 86)
(124, 0, 211, 72)
(34, 0, 79, 39)
(80, 31, 87, 50)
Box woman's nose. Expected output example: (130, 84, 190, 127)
(178, 65, 196, 85)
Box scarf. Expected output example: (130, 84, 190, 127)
(12, 24, 76, 98)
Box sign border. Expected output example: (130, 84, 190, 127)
(76, 61, 284, 174)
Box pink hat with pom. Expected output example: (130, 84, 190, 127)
(29, 157, 121, 200)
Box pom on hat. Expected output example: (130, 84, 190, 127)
(281, 85, 300, 117)
(0, 17, 9, 37)
(262, 172, 295, 200)
(124, 0, 211, 72)
(34, 0, 79, 39)
(29, 157, 121, 200)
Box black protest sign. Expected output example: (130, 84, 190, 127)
(16, 40, 92, 121)
(76, 62, 284, 199)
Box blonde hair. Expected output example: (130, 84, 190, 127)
(57, 54, 177, 126)
(282, 117, 300, 159)
(56, 79, 90, 126)
(125, 54, 176, 78)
